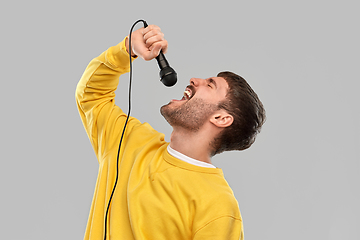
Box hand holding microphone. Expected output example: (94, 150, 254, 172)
(126, 23, 177, 86)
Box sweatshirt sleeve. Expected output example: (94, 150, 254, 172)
(75, 37, 137, 161)
(193, 216, 244, 240)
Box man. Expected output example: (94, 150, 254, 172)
(76, 25, 265, 240)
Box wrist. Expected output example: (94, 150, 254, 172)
(125, 36, 138, 58)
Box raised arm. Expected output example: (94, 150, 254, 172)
(75, 25, 168, 161)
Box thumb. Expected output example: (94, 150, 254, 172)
(149, 43, 162, 60)
(141, 44, 162, 61)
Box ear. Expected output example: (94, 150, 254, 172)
(209, 109, 234, 128)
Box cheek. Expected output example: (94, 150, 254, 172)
(194, 94, 222, 106)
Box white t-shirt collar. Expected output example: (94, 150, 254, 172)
(167, 145, 216, 169)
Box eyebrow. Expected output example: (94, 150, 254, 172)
(208, 78, 217, 89)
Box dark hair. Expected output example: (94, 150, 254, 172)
(211, 71, 266, 155)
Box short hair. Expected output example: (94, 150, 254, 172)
(211, 71, 266, 155)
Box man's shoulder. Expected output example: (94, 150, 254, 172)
(198, 174, 240, 213)
(192, 179, 241, 228)
(184, 172, 239, 209)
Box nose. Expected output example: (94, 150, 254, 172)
(190, 78, 205, 87)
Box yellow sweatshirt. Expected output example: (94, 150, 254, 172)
(76, 38, 244, 240)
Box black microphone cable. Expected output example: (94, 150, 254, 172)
(103, 19, 147, 240)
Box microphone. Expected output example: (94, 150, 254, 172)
(156, 53, 177, 87)
(143, 21, 177, 87)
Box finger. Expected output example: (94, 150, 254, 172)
(149, 41, 168, 55)
(160, 41, 168, 54)
(142, 42, 164, 61)
(149, 43, 163, 59)
(143, 27, 164, 40)
(141, 41, 168, 61)
(142, 24, 161, 35)
(144, 28, 164, 46)
(145, 34, 165, 49)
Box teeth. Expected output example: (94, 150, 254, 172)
(184, 90, 191, 100)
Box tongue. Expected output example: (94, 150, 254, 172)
(171, 96, 185, 102)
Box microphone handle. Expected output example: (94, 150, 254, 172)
(156, 52, 169, 70)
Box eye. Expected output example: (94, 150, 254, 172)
(207, 78, 217, 89)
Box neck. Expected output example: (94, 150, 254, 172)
(169, 127, 214, 164)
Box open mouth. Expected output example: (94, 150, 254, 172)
(170, 85, 195, 103)
(180, 85, 194, 101)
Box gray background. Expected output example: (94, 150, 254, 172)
(1, 0, 359, 239)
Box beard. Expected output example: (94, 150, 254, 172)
(160, 98, 219, 132)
